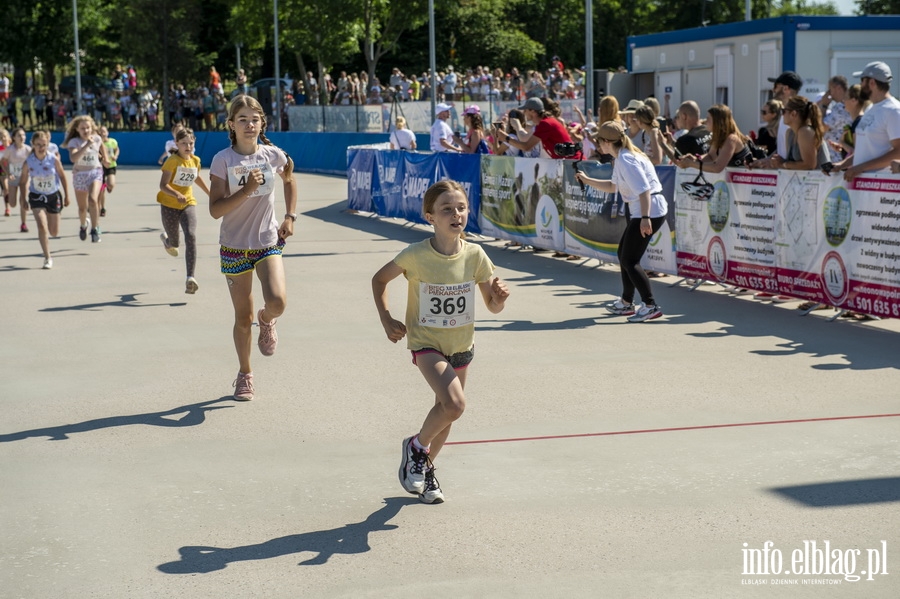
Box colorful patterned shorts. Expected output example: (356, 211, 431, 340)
(220, 239, 285, 275)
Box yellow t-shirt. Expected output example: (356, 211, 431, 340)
(393, 239, 495, 355)
(157, 153, 202, 210)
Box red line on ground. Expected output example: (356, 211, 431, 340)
(445, 413, 900, 446)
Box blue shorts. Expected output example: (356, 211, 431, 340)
(220, 239, 285, 275)
(411, 346, 475, 370)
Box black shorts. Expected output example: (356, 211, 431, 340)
(28, 191, 63, 214)
(103, 166, 117, 178)
(411, 346, 475, 370)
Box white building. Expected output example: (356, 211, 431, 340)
(609, 15, 900, 134)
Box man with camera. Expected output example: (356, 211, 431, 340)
(498, 97, 581, 160)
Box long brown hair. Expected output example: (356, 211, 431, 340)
(784, 95, 825, 148)
(598, 96, 620, 125)
(63, 115, 96, 145)
(707, 104, 747, 151)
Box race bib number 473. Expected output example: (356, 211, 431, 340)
(418, 281, 476, 328)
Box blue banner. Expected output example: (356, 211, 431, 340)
(347, 149, 375, 212)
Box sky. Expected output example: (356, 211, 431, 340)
(834, 0, 857, 15)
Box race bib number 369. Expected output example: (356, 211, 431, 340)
(418, 281, 476, 328)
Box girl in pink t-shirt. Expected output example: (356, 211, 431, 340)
(208, 95, 297, 401)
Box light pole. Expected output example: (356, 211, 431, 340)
(429, 0, 436, 120)
(273, 0, 282, 132)
(585, 0, 594, 115)
(72, 0, 82, 114)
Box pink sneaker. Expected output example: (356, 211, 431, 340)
(257, 309, 278, 356)
(232, 372, 254, 400)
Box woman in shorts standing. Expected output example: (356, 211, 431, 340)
(208, 95, 297, 401)
(19, 131, 70, 268)
(63, 115, 108, 242)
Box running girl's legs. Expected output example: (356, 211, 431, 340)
(179, 205, 197, 277)
(75, 189, 90, 232)
(11, 183, 28, 230)
(99, 171, 115, 216)
(160, 205, 182, 250)
(32, 207, 51, 258)
(87, 180, 101, 234)
(226, 271, 256, 375)
(254, 253, 287, 325)
(415, 353, 468, 461)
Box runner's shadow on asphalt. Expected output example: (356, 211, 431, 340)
(0, 397, 237, 442)
(311, 201, 898, 371)
(769, 476, 900, 506)
(39, 292, 187, 311)
(157, 496, 417, 573)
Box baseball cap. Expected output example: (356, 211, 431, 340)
(518, 97, 545, 112)
(853, 61, 892, 83)
(618, 99, 644, 113)
(463, 105, 481, 115)
(768, 71, 803, 91)
(435, 102, 452, 114)
(595, 120, 626, 142)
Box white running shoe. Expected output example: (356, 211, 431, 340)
(627, 304, 663, 323)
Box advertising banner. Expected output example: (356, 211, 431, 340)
(479, 156, 562, 249)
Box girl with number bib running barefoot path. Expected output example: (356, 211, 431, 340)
(372, 180, 510, 504)
(208, 96, 297, 401)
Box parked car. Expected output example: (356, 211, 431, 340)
(59, 75, 113, 95)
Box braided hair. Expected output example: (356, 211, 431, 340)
(226, 94, 294, 177)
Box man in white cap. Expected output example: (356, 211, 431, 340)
(430, 103, 461, 152)
(837, 61, 900, 180)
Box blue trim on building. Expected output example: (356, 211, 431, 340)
(626, 15, 900, 71)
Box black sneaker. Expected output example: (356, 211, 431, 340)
(419, 467, 444, 504)
(79, 225, 87, 241)
(399, 436, 429, 494)
(100, 208, 106, 217)
(90, 228, 101, 243)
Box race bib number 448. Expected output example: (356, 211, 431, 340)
(418, 281, 476, 328)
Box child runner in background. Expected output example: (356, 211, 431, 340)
(19, 130, 70, 269)
(158, 127, 210, 294)
(1, 128, 10, 216)
(98, 126, 119, 217)
(372, 180, 510, 504)
(158, 123, 185, 165)
(63, 115, 109, 242)
(2, 127, 31, 232)
(208, 95, 297, 402)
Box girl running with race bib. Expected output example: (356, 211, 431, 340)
(157, 127, 209, 294)
(372, 180, 510, 504)
(1, 127, 31, 232)
(209, 95, 297, 402)
(19, 130, 70, 269)
(64, 115, 109, 243)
